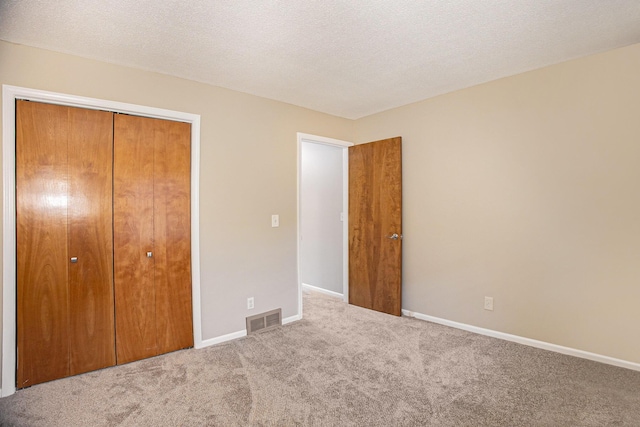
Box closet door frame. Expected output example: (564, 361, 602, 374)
(1, 85, 203, 397)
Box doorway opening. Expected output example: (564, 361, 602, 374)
(296, 133, 352, 317)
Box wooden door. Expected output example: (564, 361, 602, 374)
(113, 114, 158, 364)
(114, 114, 193, 364)
(348, 137, 402, 316)
(153, 119, 193, 354)
(67, 105, 116, 375)
(16, 101, 115, 387)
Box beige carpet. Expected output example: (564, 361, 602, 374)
(1, 290, 639, 426)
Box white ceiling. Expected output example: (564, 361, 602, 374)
(2, 1, 640, 119)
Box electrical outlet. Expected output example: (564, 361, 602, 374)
(484, 296, 494, 311)
(247, 297, 254, 310)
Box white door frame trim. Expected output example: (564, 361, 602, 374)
(296, 133, 353, 317)
(1, 85, 203, 397)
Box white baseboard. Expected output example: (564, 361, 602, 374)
(302, 283, 344, 299)
(402, 309, 640, 372)
(282, 314, 301, 325)
(198, 314, 301, 348)
(199, 329, 247, 348)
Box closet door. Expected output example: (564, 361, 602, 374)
(113, 115, 157, 364)
(16, 101, 115, 387)
(153, 119, 193, 354)
(67, 106, 116, 375)
(114, 114, 193, 364)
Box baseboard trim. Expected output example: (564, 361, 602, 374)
(302, 283, 344, 299)
(199, 314, 301, 348)
(199, 329, 247, 348)
(282, 314, 302, 325)
(402, 309, 640, 372)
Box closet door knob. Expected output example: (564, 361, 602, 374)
(70, 257, 78, 263)
(147, 252, 153, 258)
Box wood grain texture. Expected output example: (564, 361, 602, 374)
(16, 101, 70, 387)
(349, 137, 402, 316)
(114, 114, 157, 364)
(154, 119, 193, 354)
(67, 107, 116, 375)
(114, 114, 193, 364)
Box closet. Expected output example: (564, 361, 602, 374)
(16, 101, 193, 388)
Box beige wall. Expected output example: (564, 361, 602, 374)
(354, 43, 640, 364)
(0, 40, 353, 383)
(2, 37, 639, 390)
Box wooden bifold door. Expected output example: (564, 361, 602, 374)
(113, 114, 193, 364)
(16, 101, 193, 388)
(16, 101, 115, 388)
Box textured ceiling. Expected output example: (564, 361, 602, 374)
(2, 1, 640, 119)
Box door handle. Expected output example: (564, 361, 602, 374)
(70, 257, 78, 263)
(387, 233, 402, 240)
(147, 251, 153, 258)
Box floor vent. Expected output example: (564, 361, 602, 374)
(246, 308, 282, 335)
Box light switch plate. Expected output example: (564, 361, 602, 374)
(271, 214, 279, 227)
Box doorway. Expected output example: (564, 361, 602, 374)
(297, 134, 403, 318)
(297, 133, 352, 316)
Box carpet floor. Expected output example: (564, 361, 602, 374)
(1, 290, 639, 426)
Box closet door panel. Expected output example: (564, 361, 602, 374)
(114, 114, 157, 364)
(154, 120, 193, 354)
(68, 108, 116, 374)
(16, 101, 70, 387)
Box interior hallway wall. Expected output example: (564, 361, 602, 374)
(301, 141, 344, 294)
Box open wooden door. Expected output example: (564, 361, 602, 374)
(348, 137, 402, 316)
